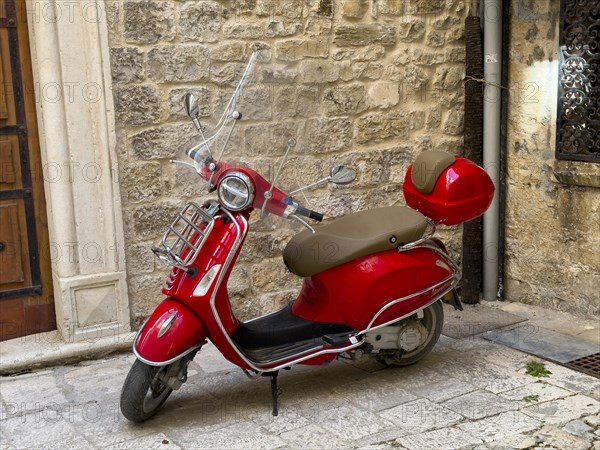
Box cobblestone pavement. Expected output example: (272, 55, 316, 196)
(1, 335, 599, 449)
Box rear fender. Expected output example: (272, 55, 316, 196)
(134, 298, 208, 366)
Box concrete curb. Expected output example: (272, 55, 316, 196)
(0, 331, 135, 376)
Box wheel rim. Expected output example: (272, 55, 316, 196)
(376, 302, 441, 365)
(399, 304, 438, 358)
(142, 367, 171, 414)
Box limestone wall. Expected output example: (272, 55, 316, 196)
(106, 0, 469, 326)
(505, 1, 600, 318)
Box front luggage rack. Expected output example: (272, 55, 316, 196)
(152, 202, 216, 269)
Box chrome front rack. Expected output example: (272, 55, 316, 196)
(152, 202, 217, 270)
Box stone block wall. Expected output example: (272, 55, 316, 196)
(106, 0, 469, 327)
(505, 1, 600, 318)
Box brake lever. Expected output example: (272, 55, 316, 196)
(288, 214, 316, 234)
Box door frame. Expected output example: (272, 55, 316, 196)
(23, 0, 131, 342)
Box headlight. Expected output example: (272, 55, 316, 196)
(217, 172, 255, 211)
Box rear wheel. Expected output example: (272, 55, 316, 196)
(376, 300, 444, 367)
(120, 359, 174, 422)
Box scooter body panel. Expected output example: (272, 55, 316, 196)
(292, 246, 455, 331)
(164, 213, 250, 325)
(157, 210, 256, 369)
(134, 298, 208, 365)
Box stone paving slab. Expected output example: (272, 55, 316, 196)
(497, 380, 576, 406)
(395, 426, 484, 449)
(520, 394, 600, 426)
(442, 303, 527, 339)
(331, 377, 418, 411)
(477, 432, 538, 449)
(440, 390, 518, 420)
(532, 425, 594, 450)
(455, 411, 541, 443)
(529, 359, 600, 400)
(279, 423, 353, 449)
(1, 336, 599, 449)
(379, 397, 463, 432)
(484, 324, 600, 363)
(409, 379, 476, 404)
(177, 421, 287, 450)
(105, 433, 182, 450)
(308, 404, 394, 441)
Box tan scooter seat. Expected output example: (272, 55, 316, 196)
(283, 206, 428, 278)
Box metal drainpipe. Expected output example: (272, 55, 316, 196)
(498, 0, 510, 302)
(482, 0, 503, 301)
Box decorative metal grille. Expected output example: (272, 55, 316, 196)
(556, 0, 600, 162)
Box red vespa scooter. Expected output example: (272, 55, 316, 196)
(120, 52, 495, 422)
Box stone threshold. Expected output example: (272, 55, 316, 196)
(0, 330, 135, 376)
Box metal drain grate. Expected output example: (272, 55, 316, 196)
(563, 353, 600, 379)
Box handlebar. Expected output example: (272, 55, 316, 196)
(186, 147, 325, 222)
(295, 204, 324, 222)
(286, 197, 323, 222)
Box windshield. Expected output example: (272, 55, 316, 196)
(183, 49, 334, 219)
(187, 51, 260, 171)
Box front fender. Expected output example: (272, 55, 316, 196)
(134, 298, 208, 366)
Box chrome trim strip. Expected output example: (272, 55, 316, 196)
(397, 220, 436, 250)
(157, 311, 178, 338)
(133, 343, 205, 367)
(360, 242, 461, 334)
(360, 284, 457, 335)
(359, 275, 458, 335)
(132, 320, 205, 367)
(132, 318, 148, 348)
(263, 336, 366, 372)
(208, 210, 265, 372)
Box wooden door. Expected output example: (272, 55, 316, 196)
(0, 0, 55, 340)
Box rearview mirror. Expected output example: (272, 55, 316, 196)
(330, 166, 356, 185)
(184, 93, 200, 120)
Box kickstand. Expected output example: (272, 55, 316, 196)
(266, 371, 280, 416)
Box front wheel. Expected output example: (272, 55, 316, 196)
(376, 300, 444, 367)
(120, 359, 174, 422)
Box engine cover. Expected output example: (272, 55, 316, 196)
(365, 319, 429, 353)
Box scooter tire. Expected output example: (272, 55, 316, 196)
(377, 300, 444, 367)
(120, 359, 173, 422)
